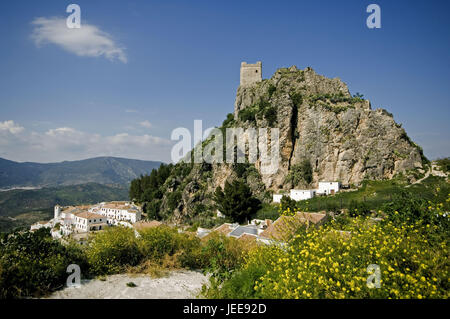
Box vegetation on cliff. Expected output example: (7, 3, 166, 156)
(129, 65, 429, 224)
(213, 179, 261, 223)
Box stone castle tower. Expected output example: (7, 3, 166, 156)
(240, 61, 262, 86)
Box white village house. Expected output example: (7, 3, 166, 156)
(273, 194, 283, 203)
(30, 220, 52, 231)
(73, 212, 107, 232)
(290, 189, 316, 201)
(95, 202, 141, 224)
(317, 182, 340, 195)
(272, 181, 341, 203)
(55, 206, 108, 236)
(31, 201, 143, 240)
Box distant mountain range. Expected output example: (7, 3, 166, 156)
(0, 182, 129, 217)
(0, 156, 163, 189)
(0, 182, 131, 232)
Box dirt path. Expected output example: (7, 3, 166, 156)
(46, 270, 208, 299)
(408, 166, 432, 187)
(407, 163, 447, 188)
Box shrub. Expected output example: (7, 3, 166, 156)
(0, 228, 87, 298)
(263, 106, 277, 126)
(279, 195, 298, 214)
(167, 190, 182, 211)
(348, 200, 371, 217)
(203, 245, 276, 298)
(290, 92, 303, 106)
(285, 160, 313, 186)
(86, 227, 142, 275)
(210, 217, 449, 299)
(138, 226, 182, 260)
(435, 157, 450, 173)
(238, 107, 257, 123)
(268, 84, 276, 98)
(200, 233, 257, 297)
(222, 113, 235, 128)
(382, 190, 427, 224)
(177, 234, 203, 269)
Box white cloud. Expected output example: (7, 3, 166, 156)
(31, 17, 127, 63)
(0, 122, 173, 163)
(139, 120, 152, 129)
(0, 120, 24, 134)
(45, 127, 78, 137)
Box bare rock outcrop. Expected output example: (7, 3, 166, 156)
(232, 66, 425, 189)
(159, 66, 427, 222)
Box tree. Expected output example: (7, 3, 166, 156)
(144, 200, 161, 220)
(214, 179, 261, 224)
(129, 178, 142, 202)
(129, 163, 174, 203)
(285, 159, 313, 187)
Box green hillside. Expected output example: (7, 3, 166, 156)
(279, 175, 450, 214)
(0, 156, 162, 188)
(0, 183, 129, 232)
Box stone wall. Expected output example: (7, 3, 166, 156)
(240, 61, 262, 86)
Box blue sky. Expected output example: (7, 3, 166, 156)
(0, 0, 449, 163)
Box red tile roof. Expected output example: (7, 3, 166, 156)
(259, 212, 328, 241)
(134, 220, 162, 230)
(74, 211, 104, 220)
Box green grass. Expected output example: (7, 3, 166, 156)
(252, 203, 280, 221)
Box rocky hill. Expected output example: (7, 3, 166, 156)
(233, 66, 427, 189)
(135, 66, 428, 223)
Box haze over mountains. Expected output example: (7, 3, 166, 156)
(0, 156, 163, 189)
(0, 156, 163, 231)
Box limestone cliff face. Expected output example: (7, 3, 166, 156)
(233, 66, 425, 189)
(160, 66, 426, 222)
